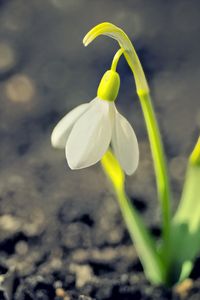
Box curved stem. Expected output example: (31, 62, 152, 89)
(111, 48, 125, 71)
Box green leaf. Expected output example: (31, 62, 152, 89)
(171, 140, 200, 283)
(101, 149, 165, 284)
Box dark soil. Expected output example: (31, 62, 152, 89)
(1, 189, 200, 300)
(0, 0, 200, 299)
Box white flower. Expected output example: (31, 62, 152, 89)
(51, 96, 139, 175)
(51, 70, 139, 175)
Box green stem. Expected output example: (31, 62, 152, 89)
(116, 187, 165, 283)
(101, 149, 165, 284)
(138, 92, 171, 251)
(111, 47, 171, 252)
(111, 48, 125, 71)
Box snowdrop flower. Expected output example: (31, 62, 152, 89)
(51, 69, 139, 175)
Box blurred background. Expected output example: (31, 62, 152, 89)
(0, 0, 199, 299)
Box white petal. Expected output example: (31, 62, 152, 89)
(66, 98, 115, 169)
(51, 103, 89, 149)
(112, 110, 139, 175)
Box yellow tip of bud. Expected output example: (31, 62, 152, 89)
(190, 136, 200, 166)
(97, 70, 120, 102)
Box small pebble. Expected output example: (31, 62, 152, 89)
(5, 74, 35, 103)
(50, 258, 62, 270)
(174, 278, 193, 299)
(22, 209, 45, 237)
(69, 264, 94, 288)
(0, 215, 21, 232)
(54, 281, 62, 289)
(15, 241, 29, 256)
(55, 287, 66, 297)
(55, 286, 70, 299)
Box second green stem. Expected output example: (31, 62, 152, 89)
(138, 92, 171, 256)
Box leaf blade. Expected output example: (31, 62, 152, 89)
(101, 149, 165, 284)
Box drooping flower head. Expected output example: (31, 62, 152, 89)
(51, 54, 139, 175)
